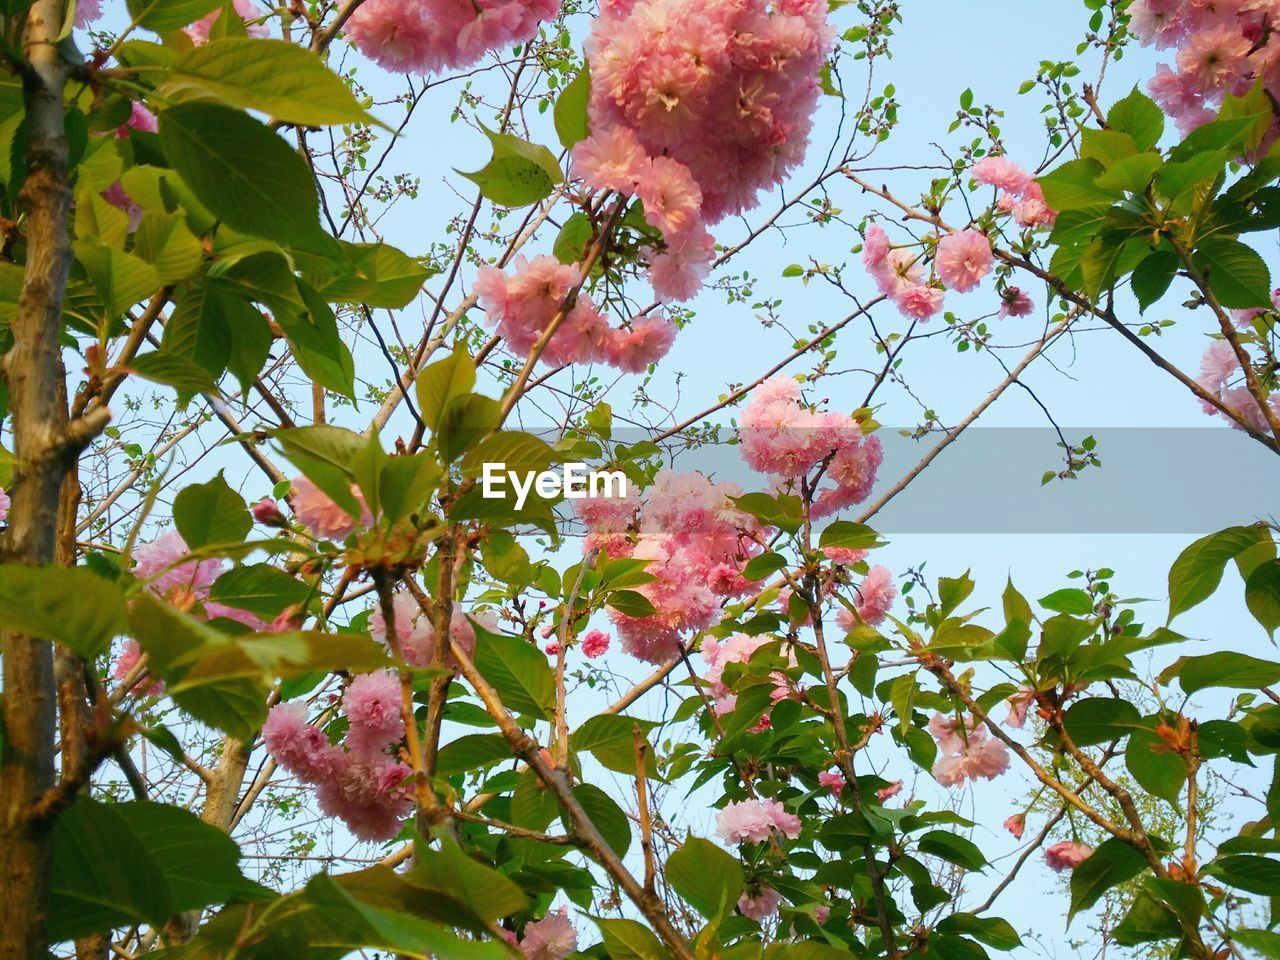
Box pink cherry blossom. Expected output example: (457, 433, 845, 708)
(75, 0, 102, 27)
(823, 545, 868, 565)
(315, 752, 413, 842)
(0, 487, 9, 523)
(818, 770, 845, 795)
(862, 225, 891, 271)
(341, 670, 405, 756)
(289, 475, 372, 542)
(1044, 841, 1094, 872)
(1006, 686, 1035, 728)
(1004, 813, 1026, 840)
(581, 629, 611, 658)
(876, 780, 903, 802)
(111, 639, 165, 696)
(572, 126, 649, 194)
(252, 497, 286, 527)
(262, 701, 344, 782)
(972, 156, 1032, 195)
(133, 530, 224, 598)
(935, 230, 994, 293)
(738, 886, 782, 921)
(519, 906, 577, 960)
(998, 287, 1035, 318)
(715, 797, 801, 844)
(928, 712, 1011, 787)
(895, 284, 945, 320)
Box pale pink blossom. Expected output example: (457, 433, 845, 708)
(972, 156, 1032, 195)
(645, 226, 715, 303)
(573, 126, 649, 194)
(1044, 841, 1094, 872)
(75, 0, 102, 27)
(111, 639, 165, 696)
(1004, 813, 1026, 840)
(823, 545, 867, 565)
(818, 770, 845, 795)
(636, 157, 703, 237)
(738, 887, 782, 921)
(814, 903, 831, 924)
(289, 475, 371, 542)
(0, 487, 8, 523)
(262, 701, 344, 782)
(252, 497, 287, 527)
(935, 230, 994, 293)
(133, 531, 224, 598)
(715, 797, 801, 844)
(876, 780, 903, 802)
(1006, 686, 1035, 728)
(861, 225, 891, 271)
(518, 906, 577, 960)
(895, 283, 945, 319)
(999, 287, 1035, 318)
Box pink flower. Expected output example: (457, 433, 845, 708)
(875, 780, 903, 802)
(835, 566, 896, 629)
(935, 230, 994, 293)
(1044, 841, 1093, 872)
(133, 531, 224, 598)
(814, 903, 831, 924)
(341, 670, 405, 756)
(818, 770, 845, 795)
(581, 629, 611, 658)
(252, 497, 287, 527)
(519, 906, 577, 960)
(116, 103, 157, 138)
(636, 157, 703, 237)
(895, 283, 945, 319)
(998, 287, 1034, 318)
(186, 0, 267, 43)
(573, 125, 649, 194)
(75, 0, 102, 27)
(0, 487, 8, 523)
(715, 797, 801, 844)
(289, 476, 371, 542)
(862, 225, 891, 270)
(928, 713, 1011, 787)
(1004, 813, 1026, 840)
(1006, 685, 1035, 728)
(738, 887, 782, 922)
(1177, 26, 1252, 95)
(262, 701, 344, 782)
(972, 156, 1032, 195)
(1199, 340, 1239, 393)
(606, 316, 680, 371)
(544, 640, 561, 657)
(646, 225, 715, 303)
(111, 639, 165, 696)
(823, 546, 867, 565)
(315, 752, 413, 842)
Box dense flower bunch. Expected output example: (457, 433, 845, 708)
(1130, 0, 1280, 138)
(972, 156, 1057, 231)
(738, 375, 884, 517)
(345, 0, 560, 75)
(263, 672, 414, 841)
(576, 470, 765, 662)
(833, 564, 898, 629)
(473, 255, 677, 371)
(572, 0, 834, 302)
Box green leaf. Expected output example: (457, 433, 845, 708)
(74, 241, 162, 317)
(459, 124, 563, 208)
(173, 472, 251, 549)
(414, 345, 476, 434)
(1235, 929, 1280, 958)
(571, 783, 632, 860)
(1113, 892, 1180, 945)
(129, 350, 218, 396)
(570, 714, 657, 778)
(1130, 250, 1179, 313)
(666, 836, 745, 920)
(1069, 838, 1148, 919)
(1205, 855, 1280, 895)
(1163, 651, 1280, 694)
(819, 520, 885, 551)
(207, 563, 311, 619)
(434, 733, 512, 776)
(273, 424, 364, 519)
(48, 797, 170, 939)
(311, 241, 432, 309)
(1167, 525, 1268, 621)
(1093, 152, 1162, 195)
(917, 830, 987, 871)
(552, 211, 593, 265)
(0, 565, 126, 659)
(1036, 158, 1117, 211)
(471, 625, 555, 719)
(1126, 730, 1185, 805)
(158, 38, 374, 127)
(409, 839, 529, 922)
(1107, 87, 1165, 151)
(1080, 129, 1137, 168)
(125, 0, 222, 32)
(159, 102, 329, 250)
(593, 917, 666, 960)
(1063, 698, 1143, 747)
(935, 914, 1021, 951)
(607, 589, 658, 619)
(553, 67, 590, 149)
(1192, 238, 1272, 308)
(379, 452, 443, 523)
(1038, 588, 1094, 615)
(1245, 559, 1280, 638)
(743, 551, 788, 582)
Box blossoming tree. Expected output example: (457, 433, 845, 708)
(0, 1, 1278, 959)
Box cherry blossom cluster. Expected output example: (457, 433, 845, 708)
(473, 255, 677, 371)
(345, 0, 560, 75)
(1197, 337, 1280, 433)
(1130, 0, 1280, 138)
(714, 797, 802, 921)
(263, 672, 414, 842)
(738, 375, 884, 517)
(862, 224, 998, 322)
(833, 564, 898, 629)
(699, 633, 797, 723)
(972, 156, 1057, 231)
(572, 0, 834, 302)
(369, 591, 500, 668)
(575, 470, 765, 663)
(129, 530, 278, 629)
(927, 712, 1011, 787)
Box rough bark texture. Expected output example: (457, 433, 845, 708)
(0, 3, 75, 958)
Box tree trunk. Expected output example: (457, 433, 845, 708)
(0, 2, 75, 958)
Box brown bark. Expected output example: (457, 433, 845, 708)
(0, 4, 87, 957)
